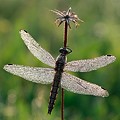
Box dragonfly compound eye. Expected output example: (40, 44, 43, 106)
(59, 47, 72, 54)
(66, 48, 72, 54)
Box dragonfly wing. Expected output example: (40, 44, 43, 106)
(20, 30, 55, 67)
(65, 55, 116, 72)
(4, 64, 55, 84)
(61, 72, 109, 97)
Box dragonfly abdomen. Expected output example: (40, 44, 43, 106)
(48, 71, 62, 114)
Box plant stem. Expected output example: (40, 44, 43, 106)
(64, 21, 68, 48)
(61, 21, 68, 120)
(61, 88, 64, 120)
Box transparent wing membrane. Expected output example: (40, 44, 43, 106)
(20, 30, 55, 67)
(4, 64, 55, 84)
(61, 72, 109, 97)
(65, 55, 116, 72)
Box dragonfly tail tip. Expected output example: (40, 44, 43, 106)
(48, 111, 51, 115)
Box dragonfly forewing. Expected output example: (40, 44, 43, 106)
(61, 72, 109, 97)
(4, 64, 55, 84)
(65, 55, 116, 72)
(20, 30, 55, 67)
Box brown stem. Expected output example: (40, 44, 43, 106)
(64, 21, 68, 48)
(61, 21, 68, 120)
(61, 88, 64, 120)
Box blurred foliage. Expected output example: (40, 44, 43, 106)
(0, 0, 120, 120)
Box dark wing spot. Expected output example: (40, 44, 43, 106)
(8, 64, 13, 65)
(23, 30, 28, 33)
(107, 55, 111, 56)
(101, 87, 107, 90)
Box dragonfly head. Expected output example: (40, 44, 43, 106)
(59, 47, 72, 55)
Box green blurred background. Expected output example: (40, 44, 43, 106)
(0, 0, 120, 120)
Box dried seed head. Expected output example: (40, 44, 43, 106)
(51, 7, 84, 28)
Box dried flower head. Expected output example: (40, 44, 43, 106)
(51, 7, 84, 28)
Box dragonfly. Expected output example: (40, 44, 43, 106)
(4, 30, 116, 114)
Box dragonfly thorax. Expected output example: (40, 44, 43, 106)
(55, 55, 66, 72)
(54, 48, 72, 72)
